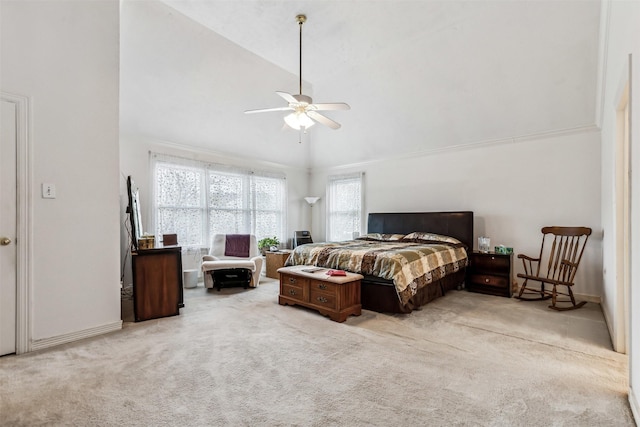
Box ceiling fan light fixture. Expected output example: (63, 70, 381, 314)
(284, 112, 315, 130)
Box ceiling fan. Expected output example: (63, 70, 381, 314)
(244, 14, 350, 132)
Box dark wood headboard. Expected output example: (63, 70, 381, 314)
(367, 211, 474, 250)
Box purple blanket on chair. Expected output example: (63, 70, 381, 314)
(225, 234, 251, 257)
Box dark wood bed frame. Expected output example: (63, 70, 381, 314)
(361, 211, 474, 314)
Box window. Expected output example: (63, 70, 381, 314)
(152, 154, 286, 248)
(155, 163, 206, 247)
(327, 173, 363, 242)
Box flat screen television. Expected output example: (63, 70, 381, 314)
(126, 176, 143, 251)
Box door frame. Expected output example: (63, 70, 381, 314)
(614, 80, 630, 354)
(613, 55, 633, 355)
(1, 92, 32, 354)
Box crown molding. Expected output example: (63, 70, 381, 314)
(311, 124, 599, 174)
(121, 133, 312, 174)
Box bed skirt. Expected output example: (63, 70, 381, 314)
(360, 268, 467, 314)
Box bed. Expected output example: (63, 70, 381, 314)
(286, 211, 474, 313)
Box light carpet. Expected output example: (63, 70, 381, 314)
(0, 278, 634, 426)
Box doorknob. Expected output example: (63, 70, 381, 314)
(0, 237, 11, 246)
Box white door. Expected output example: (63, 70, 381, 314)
(0, 99, 17, 356)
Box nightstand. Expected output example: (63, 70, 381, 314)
(266, 251, 292, 279)
(467, 251, 513, 297)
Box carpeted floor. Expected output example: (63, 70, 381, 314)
(0, 278, 634, 426)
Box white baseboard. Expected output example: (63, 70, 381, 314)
(629, 386, 639, 424)
(30, 320, 122, 352)
(574, 293, 601, 304)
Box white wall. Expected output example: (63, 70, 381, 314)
(310, 128, 602, 299)
(118, 134, 310, 286)
(596, 0, 640, 419)
(0, 1, 121, 347)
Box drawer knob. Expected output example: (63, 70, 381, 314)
(491, 256, 495, 260)
(289, 289, 296, 296)
(288, 277, 297, 284)
(318, 284, 327, 290)
(485, 278, 490, 283)
(317, 296, 328, 303)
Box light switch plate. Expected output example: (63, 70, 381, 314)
(42, 183, 56, 199)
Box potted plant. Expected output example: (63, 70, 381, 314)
(258, 236, 280, 255)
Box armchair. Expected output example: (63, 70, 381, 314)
(201, 234, 264, 290)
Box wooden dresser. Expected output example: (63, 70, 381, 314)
(467, 251, 513, 297)
(277, 266, 362, 322)
(132, 246, 184, 321)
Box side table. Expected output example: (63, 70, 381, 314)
(266, 250, 292, 279)
(467, 251, 514, 297)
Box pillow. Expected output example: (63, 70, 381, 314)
(356, 233, 406, 241)
(401, 232, 462, 245)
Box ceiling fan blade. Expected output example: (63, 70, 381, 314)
(311, 102, 351, 111)
(244, 106, 293, 114)
(307, 111, 341, 130)
(276, 91, 299, 104)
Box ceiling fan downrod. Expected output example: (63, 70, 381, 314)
(296, 14, 306, 95)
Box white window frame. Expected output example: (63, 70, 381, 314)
(326, 172, 364, 242)
(150, 153, 287, 249)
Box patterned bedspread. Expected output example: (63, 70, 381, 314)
(285, 236, 468, 306)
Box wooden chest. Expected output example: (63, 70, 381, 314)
(277, 266, 363, 322)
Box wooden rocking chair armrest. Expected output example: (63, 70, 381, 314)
(517, 273, 542, 281)
(517, 254, 539, 262)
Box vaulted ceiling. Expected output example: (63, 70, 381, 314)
(120, 0, 601, 169)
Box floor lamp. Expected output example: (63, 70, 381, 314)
(304, 197, 320, 234)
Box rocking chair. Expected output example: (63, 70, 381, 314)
(516, 226, 592, 311)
